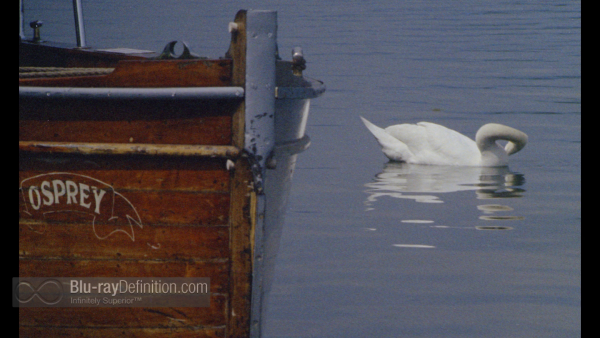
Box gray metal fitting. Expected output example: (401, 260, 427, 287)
(292, 47, 306, 76)
(29, 20, 43, 42)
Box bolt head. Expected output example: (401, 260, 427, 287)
(29, 20, 43, 28)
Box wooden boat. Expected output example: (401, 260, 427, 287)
(19, 4, 324, 337)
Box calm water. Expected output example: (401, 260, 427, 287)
(22, 1, 581, 337)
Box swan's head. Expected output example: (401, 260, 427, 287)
(475, 123, 528, 167)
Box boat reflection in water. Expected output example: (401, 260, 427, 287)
(364, 162, 526, 224)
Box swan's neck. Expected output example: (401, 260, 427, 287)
(475, 123, 528, 167)
(478, 142, 509, 166)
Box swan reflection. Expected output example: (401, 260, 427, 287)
(364, 162, 526, 222)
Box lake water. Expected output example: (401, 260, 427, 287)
(22, 1, 581, 337)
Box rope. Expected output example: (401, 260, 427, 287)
(19, 67, 115, 79)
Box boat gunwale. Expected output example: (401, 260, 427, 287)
(18, 85, 246, 100)
(18, 141, 241, 158)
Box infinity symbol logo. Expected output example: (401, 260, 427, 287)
(15, 279, 63, 305)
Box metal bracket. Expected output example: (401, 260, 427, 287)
(242, 11, 278, 338)
(243, 10, 278, 195)
(29, 21, 43, 43)
(291, 47, 306, 76)
(155, 41, 204, 60)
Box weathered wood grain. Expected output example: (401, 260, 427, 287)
(19, 9, 258, 338)
(19, 41, 153, 68)
(19, 115, 233, 146)
(19, 302, 227, 331)
(18, 141, 240, 159)
(19, 327, 226, 338)
(19, 222, 230, 260)
(19, 166, 230, 193)
(19, 59, 233, 88)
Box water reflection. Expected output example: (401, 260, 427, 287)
(364, 162, 526, 223)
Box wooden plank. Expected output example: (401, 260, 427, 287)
(19, 92, 238, 122)
(19, 96, 239, 121)
(19, 41, 153, 68)
(225, 11, 255, 337)
(19, 95, 241, 146)
(19, 327, 226, 338)
(18, 59, 233, 88)
(229, 10, 247, 149)
(19, 141, 240, 159)
(18, 187, 230, 226)
(228, 157, 254, 336)
(19, 115, 233, 146)
(19, 157, 231, 227)
(19, 153, 234, 335)
(19, 154, 228, 190)
(19, 166, 230, 193)
(19, 222, 230, 260)
(19, 301, 227, 330)
(19, 154, 232, 258)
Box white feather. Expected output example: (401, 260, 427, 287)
(360, 117, 527, 167)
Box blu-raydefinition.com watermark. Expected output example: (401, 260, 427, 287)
(13, 277, 210, 307)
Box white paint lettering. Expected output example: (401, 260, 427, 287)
(92, 188, 107, 215)
(79, 183, 92, 209)
(66, 180, 78, 205)
(52, 180, 66, 204)
(41, 181, 53, 206)
(24, 177, 110, 216)
(28, 186, 41, 210)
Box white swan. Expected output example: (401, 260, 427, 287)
(360, 117, 528, 167)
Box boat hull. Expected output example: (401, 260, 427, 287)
(18, 9, 324, 338)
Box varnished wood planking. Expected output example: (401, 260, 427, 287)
(19, 9, 261, 337)
(19, 96, 240, 146)
(19, 168, 229, 193)
(18, 141, 240, 159)
(19, 327, 226, 338)
(19, 97, 243, 122)
(19, 115, 233, 145)
(228, 157, 255, 335)
(93, 190, 229, 225)
(19, 301, 227, 331)
(19, 189, 230, 225)
(226, 11, 254, 337)
(229, 11, 247, 150)
(19, 222, 230, 260)
(19, 97, 239, 121)
(19, 154, 229, 193)
(19, 154, 232, 227)
(19, 156, 235, 334)
(19, 153, 236, 332)
(19, 60, 233, 88)
(19, 41, 152, 68)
